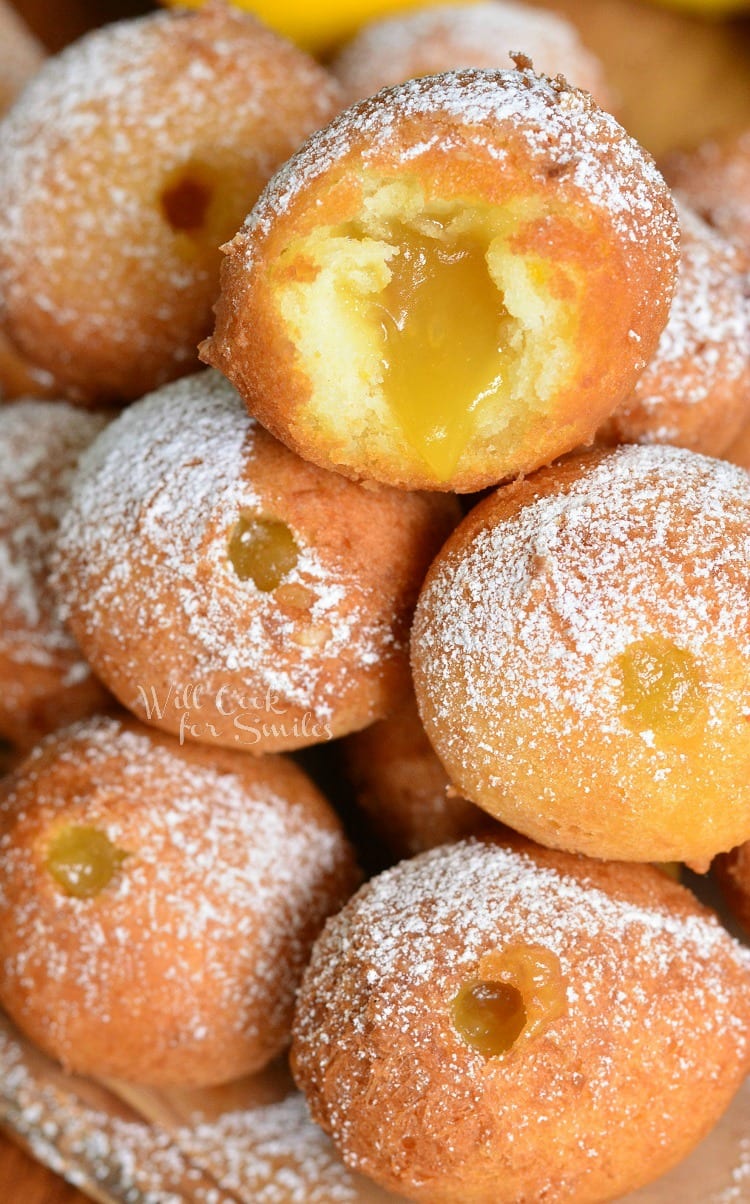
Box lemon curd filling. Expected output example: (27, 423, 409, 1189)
(228, 515, 300, 592)
(373, 228, 513, 480)
(452, 979, 527, 1057)
(451, 943, 566, 1058)
(273, 178, 576, 483)
(618, 635, 706, 736)
(46, 825, 128, 899)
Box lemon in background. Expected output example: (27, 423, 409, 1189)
(648, 0, 750, 14)
(163, 0, 478, 51)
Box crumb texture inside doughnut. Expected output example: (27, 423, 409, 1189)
(274, 177, 575, 483)
(228, 515, 300, 592)
(46, 824, 128, 899)
(618, 636, 706, 737)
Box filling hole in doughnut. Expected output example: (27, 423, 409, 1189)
(273, 176, 576, 483)
(159, 159, 259, 259)
(452, 943, 566, 1057)
(228, 515, 300, 592)
(618, 636, 706, 736)
(161, 173, 213, 234)
(46, 825, 128, 899)
(452, 980, 526, 1057)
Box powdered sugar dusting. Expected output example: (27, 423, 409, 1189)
(0, 6, 341, 394)
(413, 445, 750, 786)
(0, 400, 106, 686)
(604, 199, 750, 451)
(238, 67, 675, 270)
(294, 840, 750, 1193)
(0, 1018, 375, 1202)
(332, 1, 610, 107)
(665, 129, 750, 271)
(0, 715, 354, 1072)
(54, 371, 400, 726)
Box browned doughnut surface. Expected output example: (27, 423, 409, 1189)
(203, 67, 678, 493)
(0, 715, 358, 1087)
(54, 370, 459, 753)
(331, 1, 613, 109)
(715, 844, 750, 937)
(0, 331, 60, 402)
(664, 127, 750, 272)
(0, 5, 342, 404)
(598, 199, 750, 456)
(343, 690, 490, 859)
(0, 1, 45, 117)
(412, 445, 750, 866)
(0, 401, 109, 749)
(292, 838, 750, 1204)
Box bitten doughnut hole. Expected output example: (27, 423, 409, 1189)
(46, 824, 128, 899)
(276, 179, 575, 484)
(206, 69, 679, 493)
(227, 514, 300, 591)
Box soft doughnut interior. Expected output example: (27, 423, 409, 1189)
(272, 176, 577, 483)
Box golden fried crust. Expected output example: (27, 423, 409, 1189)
(331, 1, 614, 109)
(663, 128, 750, 273)
(0, 401, 110, 749)
(343, 690, 492, 859)
(0, 0, 44, 117)
(292, 838, 750, 1203)
(411, 444, 750, 865)
(0, 4, 343, 404)
(54, 372, 460, 754)
(0, 715, 359, 1087)
(203, 68, 678, 493)
(598, 199, 750, 457)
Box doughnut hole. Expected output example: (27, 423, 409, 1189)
(227, 514, 300, 592)
(292, 840, 750, 1203)
(0, 717, 359, 1086)
(46, 824, 128, 899)
(272, 179, 578, 486)
(618, 636, 706, 738)
(205, 70, 680, 493)
(0, 6, 344, 402)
